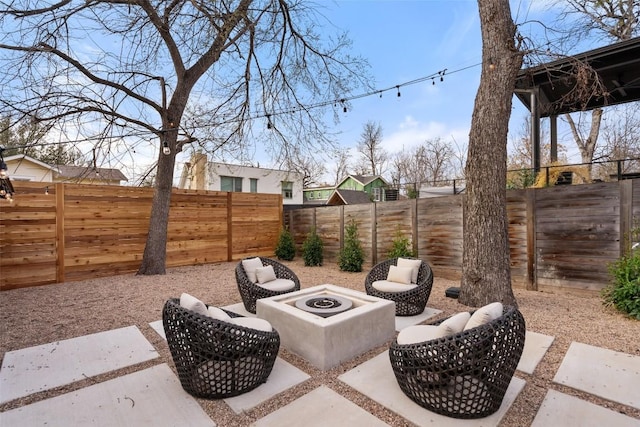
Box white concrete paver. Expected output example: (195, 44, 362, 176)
(338, 351, 526, 427)
(517, 331, 555, 374)
(0, 326, 158, 404)
(394, 307, 442, 331)
(0, 364, 215, 427)
(224, 358, 310, 414)
(531, 389, 640, 427)
(553, 341, 640, 409)
(252, 386, 390, 427)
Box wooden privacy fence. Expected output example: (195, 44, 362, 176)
(0, 182, 282, 290)
(285, 179, 639, 295)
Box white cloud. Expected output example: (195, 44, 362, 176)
(382, 116, 469, 155)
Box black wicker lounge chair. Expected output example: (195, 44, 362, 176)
(389, 305, 526, 419)
(235, 257, 301, 313)
(364, 257, 434, 316)
(162, 298, 280, 399)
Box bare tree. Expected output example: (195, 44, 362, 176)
(555, 0, 639, 180)
(356, 121, 387, 176)
(282, 147, 327, 188)
(331, 147, 351, 185)
(389, 138, 455, 194)
(0, 1, 369, 275)
(460, 0, 523, 307)
(593, 104, 640, 179)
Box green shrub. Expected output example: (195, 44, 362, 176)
(338, 219, 364, 272)
(387, 228, 415, 258)
(275, 228, 295, 261)
(302, 227, 323, 266)
(602, 250, 640, 320)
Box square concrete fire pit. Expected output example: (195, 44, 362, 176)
(256, 284, 395, 371)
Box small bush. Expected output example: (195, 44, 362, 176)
(602, 250, 640, 320)
(338, 219, 364, 272)
(302, 227, 323, 266)
(387, 229, 415, 258)
(275, 228, 295, 261)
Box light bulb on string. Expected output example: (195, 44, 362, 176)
(162, 140, 171, 155)
(396, 86, 401, 97)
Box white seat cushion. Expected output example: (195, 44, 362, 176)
(371, 280, 418, 293)
(437, 311, 471, 336)
(464, 302, 504, 330)
(231, 317, 273, 332)
(258, 278, 296, 292)
(207, 306, 232, 321)
(242, 257, 263, 283)
(397, 325, 448, 345)
(386, 265, 413, 285)
(397, 258, 422, 283)
(255, 265, 277, 284)
(180, 293, 208, 316)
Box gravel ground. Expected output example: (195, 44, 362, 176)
(1, 260, 639, 426)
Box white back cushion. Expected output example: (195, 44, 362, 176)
(397, 325, 447, 345)
(464, 302, 504, 330)
(387, 265, 413, 285)
(255, 265, 277, 284)
(207, 306, 232, 321)
(437, 311, 471, 336)
(231, 317, 273, 332)
(397, 258, 422, 283)
(179, 293, 208, 316)
(242, 257, 263, 283)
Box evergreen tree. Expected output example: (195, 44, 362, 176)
(338, 219, 364, 272)
(275, 228, 296, 261)
(302, 227, 323, 266)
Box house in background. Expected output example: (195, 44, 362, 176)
(303, 174, 396, 206)
(4, 154, 128, 185)
(178, 152, 304, 205)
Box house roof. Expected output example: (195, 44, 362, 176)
(327, 189, 372, 205)
(339, 174, 388, 187)
(515, 37, 640, 117)
(4, 154, 60, 172)
(55, 165, 128, 182)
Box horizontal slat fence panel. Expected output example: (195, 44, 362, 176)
(315, 206, 342, 262)
(376, 200, 414, 263)
(0, 183, 282, 290)
(286, 179, 639, 295)
(344, 204, 374, 267)
(534, 182, 623, 293)
(0, 182, 57, 289)
(417, 196, 463, 279)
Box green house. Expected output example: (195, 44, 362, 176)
(303, 175, 394, 205)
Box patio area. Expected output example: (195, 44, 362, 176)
(0, 260, 638, 426)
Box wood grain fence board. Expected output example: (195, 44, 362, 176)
(314, 206, 341, 262)
(417, 196, 463, 270)
(375, 200, 413, 261)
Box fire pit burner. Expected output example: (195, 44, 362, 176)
(294, 294, 353, 317)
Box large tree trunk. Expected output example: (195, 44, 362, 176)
(137, 124, 179, 275)
(459, 0, 523, 307)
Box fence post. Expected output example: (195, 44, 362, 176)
(525, 188, 537, 290)
(412, 198, 418, 257)
(55, 183, 65, 284)
(619, 179, 633, 256)
(371, 203, 377, 265)
(227, 192, 233, 261)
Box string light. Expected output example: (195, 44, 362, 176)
(266, 114, 273, 129)
(162, 140, 171, 155)
(396, 85, 401, 97)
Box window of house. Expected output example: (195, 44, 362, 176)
(250, 178, 258, 193)
(221, 176, 242, 192)
(308, 191, 314, 199)
(282, 181, 293, 199)
(372, 187, 383, 201)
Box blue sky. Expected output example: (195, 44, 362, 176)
(289, 0, 574, 181)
